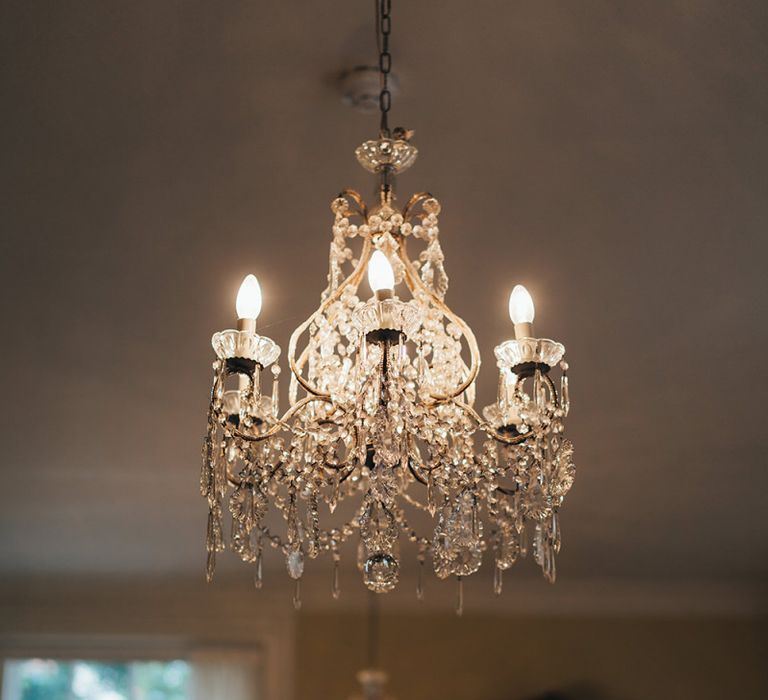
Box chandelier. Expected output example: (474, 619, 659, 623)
(201, 0, 575, 611)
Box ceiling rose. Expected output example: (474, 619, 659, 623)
(201, 0, 576, 613)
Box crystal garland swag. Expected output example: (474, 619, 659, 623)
(200, 3, 575, 610)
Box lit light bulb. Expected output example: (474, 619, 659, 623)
(368, 251, 395, 297)
(509, 285, 535, 323)
(509, 284, 535, 338)
(236, 274, 262, 320)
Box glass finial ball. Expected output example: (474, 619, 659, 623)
(363, 552, 400, 593)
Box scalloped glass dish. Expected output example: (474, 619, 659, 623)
(355, 138, 418, 174)
(211, 329, 281, 367)
(352, 298, 422, 338)
(494, 338, 565, 369)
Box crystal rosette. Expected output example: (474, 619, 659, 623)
(494, 338, 565, 371)
(211, 329, 281, 367)
(352, 298, 422, 338)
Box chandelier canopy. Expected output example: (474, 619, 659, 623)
(201, 0, 575, 612)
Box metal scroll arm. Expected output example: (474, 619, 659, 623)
(395, 241, 481, 404)
(449, 374, 559, 445)
(401, 192, 434, 223)
(232, 395, 335, 443)
(287, 232, 373, 401)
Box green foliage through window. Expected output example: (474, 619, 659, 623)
(3, 658, 191, 700)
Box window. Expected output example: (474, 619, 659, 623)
(2, 659, 191, 700)
(1, 651, 263, 700)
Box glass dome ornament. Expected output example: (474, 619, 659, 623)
(199, 0, 577, 608)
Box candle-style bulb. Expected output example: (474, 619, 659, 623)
(509, 284, 535, 339)
(236, 274, 262, 320)
(509, 285, 535, 324)
(368, 251, 395, 294)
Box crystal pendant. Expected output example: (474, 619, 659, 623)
(455, 576, 464, 616)
(363, 552, 400, 593)
(293, 578, 302, 610)
(493, 565, 503, 596)
(416, 556, 425, 601)
(331, 559, 341, 599)
(286, 547, 305, 579)
(254, 549, 263, 589)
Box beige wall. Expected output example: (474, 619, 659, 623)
(296, 613, 768, 700)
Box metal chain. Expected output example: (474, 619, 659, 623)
(376, 0, 392, 137)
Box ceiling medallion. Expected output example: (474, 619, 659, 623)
(201, 0, 575, 612)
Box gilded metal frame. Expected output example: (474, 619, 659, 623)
(232, 189, 560, 449)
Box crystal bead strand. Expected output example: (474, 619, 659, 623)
(560, 361, 570, 415)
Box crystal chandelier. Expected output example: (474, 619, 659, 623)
(201, 0, 575, 609)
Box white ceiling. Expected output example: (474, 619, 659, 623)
(0, 1, 766, 608)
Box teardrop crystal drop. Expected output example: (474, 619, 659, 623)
(332, 560, 341, 600)
(293, 578, 302, 610)
(493, 565, 503, 596)
(416, 557, 425, 601)
(427, 471, 437, 517)
(287, 547, 305, 580)
(253, 549, 263, 589)
(205, 550, 216, 584)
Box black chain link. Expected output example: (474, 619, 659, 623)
(376, 0, 392, 137)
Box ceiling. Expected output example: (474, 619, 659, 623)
(1, 1, 766, 609)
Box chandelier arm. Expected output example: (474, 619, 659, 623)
(334, 464, 358, 484)
(401, 192, 434, 222)
(496, 485, 519, 496)
(321, 458, 357, 481)
(543, 373, 559, 407)
(449, 400, 530, 445)
(287, 236, 374, 400)
(337, 188, 368, 220)
(395, 242, 481, 403)
(407, 459, 429, 486)
(231, 395, 334, 443)
(288, 348, 307, 403)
